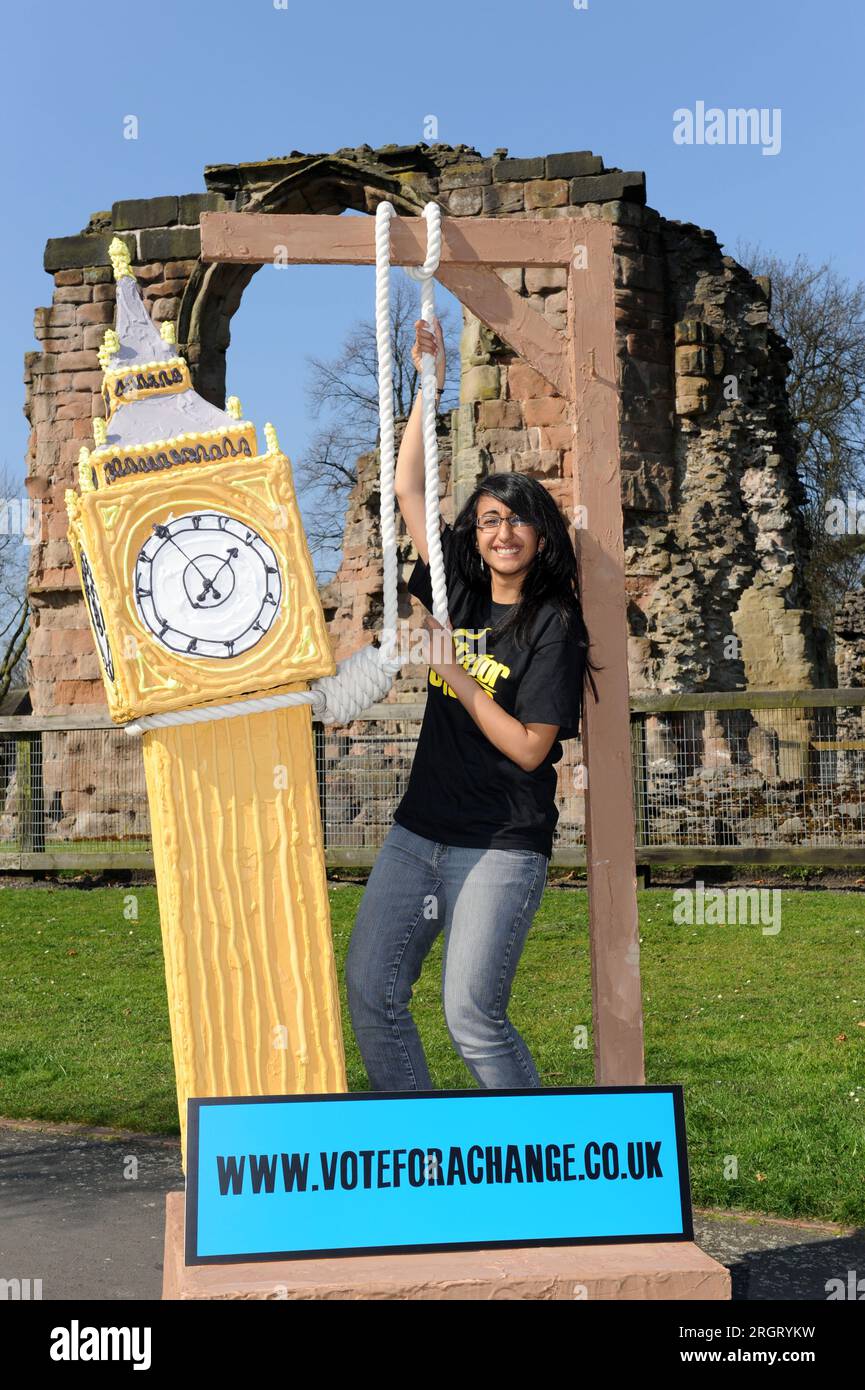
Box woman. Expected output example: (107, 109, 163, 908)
(345, 316, 599, 1092)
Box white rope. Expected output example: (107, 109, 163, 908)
(375, 200, 399, 668)
(404, 204, 448, 627)
(124, 201, 446, 737)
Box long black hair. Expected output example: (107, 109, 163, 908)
(447, 471, 601, 710)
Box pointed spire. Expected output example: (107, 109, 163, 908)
(264, 422, 280, 454)
(82, 251, 264, 486)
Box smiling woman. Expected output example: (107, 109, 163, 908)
(345, 316, 600, 1095)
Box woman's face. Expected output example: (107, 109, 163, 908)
(474, 493, 543, 581)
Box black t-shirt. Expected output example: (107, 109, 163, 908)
(393, 520, 586, 858)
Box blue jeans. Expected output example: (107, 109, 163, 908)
(345, 822, 548, 1091)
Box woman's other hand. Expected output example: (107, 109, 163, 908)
(411, 318, 446, 391)
(421, 612, 458, 674)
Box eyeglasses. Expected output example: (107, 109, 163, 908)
(474, 514, 532, 532)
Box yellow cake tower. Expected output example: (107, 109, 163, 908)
(66, 239, 347, 1164)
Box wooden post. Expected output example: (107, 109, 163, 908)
(199, 210, 646, 1086)
(567, 223, 644, 1085)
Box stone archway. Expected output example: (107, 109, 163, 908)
(177, 155, 424, 410)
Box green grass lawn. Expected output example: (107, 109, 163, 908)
(0, 884, 863, 1224)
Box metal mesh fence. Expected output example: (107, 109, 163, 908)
(314, 717, 586, 857)
(0, 727, 150, 861)
(1, 693, 863, 867)
(631, 700, 865, 850)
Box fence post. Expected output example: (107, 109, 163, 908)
(631, 713, 649, 887)
(313, 720, 327, 855)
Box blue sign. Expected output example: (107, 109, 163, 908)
(185, 1086, 693, 1264)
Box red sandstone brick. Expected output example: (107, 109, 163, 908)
(81, 326, 108, 350)
(478, 400, 523, 429)
(54, 270, 84, 287)
(56, 397, 94, 421)
(76, 302, 114, 326)
(40, 304, 76, 327)
(54, 680, 104, 706)
(55, 351, 99, 371)
(29, 364, 62, 387)
(535, 424, 573, 450)
(61, 629, 96, 655)
(149, 297, 180, 323)
(525, 180, 568, 210)
(72, 371, 104, 392)
(479, 428, 529, 451)
(53, 286, 93, 304)
(48, 513, 72, 542)
(39, 339, 79, 355)
(506, 362, 557, 399)
(522, 397, 567, 427)
(92, 284, 117, 303)
(78, 654, 102, 680)
(30, 421, 66, 442)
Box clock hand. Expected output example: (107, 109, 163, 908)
(205, 547, 239, 589)
(153, 524, 218, 594)
(196, 547, 237, 603)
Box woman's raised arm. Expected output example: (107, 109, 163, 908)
(395, 318, 445, 564)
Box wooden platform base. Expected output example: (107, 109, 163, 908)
(163, 1192, 731, 1300)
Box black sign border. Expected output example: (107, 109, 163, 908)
(185, 1084, 694, 1266)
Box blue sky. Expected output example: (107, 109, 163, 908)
(4, 0, 863, 574)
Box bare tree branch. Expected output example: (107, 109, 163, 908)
(735, 242, 865, 625)
(295, 273, 460, 579)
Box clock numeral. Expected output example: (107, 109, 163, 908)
(136, 589, 151, 601)
(187, 639, 198, 653)
(264, 594, 276, 606)
(217, 516, 229, 530)
(266, 566, 278, 576)
(192, 516, 201, 529)
(153, 523, 170, 538)
(224, 639, 235, 655)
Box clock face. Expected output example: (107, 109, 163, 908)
(80, 546, 115, 682)
(133, 511, 283, 659)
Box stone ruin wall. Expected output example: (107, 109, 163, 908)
(21, 143, 845, 849)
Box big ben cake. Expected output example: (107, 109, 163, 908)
(66, 238, 348, 1165)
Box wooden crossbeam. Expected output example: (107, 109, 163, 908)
(200, 212, 583, 267)
(200, 212, 574, 395)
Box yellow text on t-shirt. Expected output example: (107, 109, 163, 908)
(429, 627, 511, 700)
